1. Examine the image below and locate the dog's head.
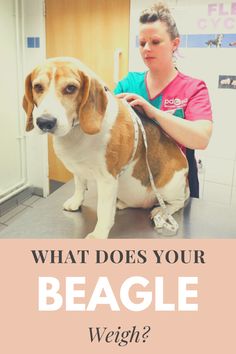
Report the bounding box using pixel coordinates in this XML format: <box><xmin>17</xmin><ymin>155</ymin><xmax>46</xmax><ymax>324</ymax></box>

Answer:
<box><xmin>23</xmin><ymin>57</ymin><xmax>108</xmax><ymax>136</ymax></box>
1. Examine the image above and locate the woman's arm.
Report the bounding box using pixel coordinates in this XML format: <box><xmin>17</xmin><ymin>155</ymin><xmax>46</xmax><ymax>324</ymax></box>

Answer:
<box><xmin>116</xmin><ymin>93</ymin><xmax>213</xmax><ymax>150</ymax></box>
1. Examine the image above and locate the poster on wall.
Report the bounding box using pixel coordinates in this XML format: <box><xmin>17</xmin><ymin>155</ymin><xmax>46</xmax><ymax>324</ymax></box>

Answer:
<box><xmin>174</xmin><ymin>1</ymin><xmax>236</xmax><ymax>35</ymax></box>
<box><xmin>218</xmin><ymin>74</ymin><xmax>236</xmax><ymax>88</ymax></box>
<box><xmin>0</xmin><ymin>1</ymin><xmax>236</xmax><ymax>353</ymax></box>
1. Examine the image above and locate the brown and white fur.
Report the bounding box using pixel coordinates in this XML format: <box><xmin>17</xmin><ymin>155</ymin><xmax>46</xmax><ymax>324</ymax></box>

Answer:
<box><xmin>23</xmin><ymin>57</ymin><xmax>189</xmax><ymax>239</ymax></box>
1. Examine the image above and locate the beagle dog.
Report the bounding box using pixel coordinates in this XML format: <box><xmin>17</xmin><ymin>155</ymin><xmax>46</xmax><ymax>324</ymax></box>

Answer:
<box><xmin>23</xmin><ymin>57</ymin><xmax>189</xmax><ymax>239</ymax></box>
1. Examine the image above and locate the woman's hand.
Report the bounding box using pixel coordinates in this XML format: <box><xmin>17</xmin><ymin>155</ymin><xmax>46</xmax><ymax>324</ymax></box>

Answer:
<box><xmin>116</xmin><ymin>93</ymin><xmax>156</xmax><ymax>118</ymax></box>
<box><xmin>116</xmin><ymin>93</ymin><xmax>213</xmax><ymax>150</ymax></box>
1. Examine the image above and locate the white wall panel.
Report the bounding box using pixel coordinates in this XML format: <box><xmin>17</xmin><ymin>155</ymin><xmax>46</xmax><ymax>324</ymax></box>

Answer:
<box><xmin>22</xmin><ymin>0</ymin><xmax>48</xmax><ymax>196</ymax></box>
<box><xmin>0</xmin><ymin>0</ymin><xmax>27</xmax><ymax>201</ymax></box>
<box><xmin>203</xmin><ymin>181</ymin><xmax>232</xmax><ymax>204</ymax></box>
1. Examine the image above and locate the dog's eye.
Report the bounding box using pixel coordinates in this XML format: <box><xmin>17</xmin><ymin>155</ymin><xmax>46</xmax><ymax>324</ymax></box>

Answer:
<box><xmin>64</xmin><ymin>85</ymin><xmax>77</xmax><ymax>95</ymax></box>
<box><xmin>33</xmin><ymin>84</ymin><xmax>44</xmax><ymax>93</ymax></box>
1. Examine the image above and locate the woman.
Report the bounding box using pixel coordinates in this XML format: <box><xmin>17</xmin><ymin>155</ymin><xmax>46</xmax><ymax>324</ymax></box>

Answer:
<box><xmin>114</xmin><ymin>3</ymin><xmax>213</xmax><ymax>198</ymax></box>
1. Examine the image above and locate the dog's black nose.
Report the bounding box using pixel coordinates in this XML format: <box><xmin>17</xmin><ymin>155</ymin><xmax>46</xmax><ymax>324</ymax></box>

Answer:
<box><xmin>36</xmin><ymin>115</ymin><xmax>57</xmax><ymax>132</ymax></box>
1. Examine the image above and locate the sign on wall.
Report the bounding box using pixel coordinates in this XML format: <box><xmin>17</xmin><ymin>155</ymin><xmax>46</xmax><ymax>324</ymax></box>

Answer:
<box><xmin>174</xmin><ymin>2</ymin><xmax>236</xmax><ymax>35</ymax></box>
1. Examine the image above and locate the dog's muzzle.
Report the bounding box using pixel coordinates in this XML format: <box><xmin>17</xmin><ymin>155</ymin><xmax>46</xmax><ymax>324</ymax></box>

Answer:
<box><xmin>36</xmin><ymin>114</ymin><xmax>57</xmax><ymax>132</ymax></box>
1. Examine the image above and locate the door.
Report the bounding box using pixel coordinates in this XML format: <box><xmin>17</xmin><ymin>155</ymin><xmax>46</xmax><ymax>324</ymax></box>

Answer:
<box><xmin>45</xmin><ymin>0</ymin><xmax>130</xmax><ymax>182</ymax></box>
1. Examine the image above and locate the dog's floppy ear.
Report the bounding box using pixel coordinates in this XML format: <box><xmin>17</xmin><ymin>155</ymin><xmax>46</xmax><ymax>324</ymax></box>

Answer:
<box><xmin>22</xmin><ymin>73</ymin><xmax>34</xmax><ymax>132</ymax></box>
<box><xmin>78</xmin><ymin>72</ymin><xmax>108</xmax><ymax>134</ymax></box>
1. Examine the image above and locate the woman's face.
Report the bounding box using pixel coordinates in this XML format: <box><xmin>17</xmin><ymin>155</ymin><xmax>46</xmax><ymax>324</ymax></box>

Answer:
<box><xmin>139</xmin><ymin>21</ymin><xmax>179</xmax><ymax>71</ymax></box>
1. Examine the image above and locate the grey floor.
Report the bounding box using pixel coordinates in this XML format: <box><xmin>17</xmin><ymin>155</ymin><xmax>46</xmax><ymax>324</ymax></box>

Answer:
<box><xmin>0</xmin><ymin>180</ymin><xmax>62</xmax><ymax>233</ymax></box>
<box><xmin>0</xmin><ymin>180</ymin><xmax>236</xmax><ymax>239</ymax></box>
<box><xmin>0</xmin><ymin>195</ymin><xmax>42</xmax><ymax>232</ymax></box>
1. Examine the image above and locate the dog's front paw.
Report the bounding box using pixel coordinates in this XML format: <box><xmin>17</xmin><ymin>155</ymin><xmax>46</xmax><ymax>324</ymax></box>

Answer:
<box><xmin>85</xmin><ymin>231</ymin><xmax>109</xmax><ymax>239</ymax></box>
<box><xmin>116</xmin><ymin>199</ymin><xmax>128</xmax><ymax>210</ymax></box>
<box><xmin>63</xmin><ymin>196</ymin><xmax>83</xmax><ymax>211</ymax></box>
<box><xmin>85</xmin><ymin>233</ymin><xmax>97</xmax><ymax>239</ymax></box>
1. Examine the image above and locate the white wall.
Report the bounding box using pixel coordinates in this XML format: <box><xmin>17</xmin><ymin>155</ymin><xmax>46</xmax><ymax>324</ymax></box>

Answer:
<box><xmin>22</xmin><ymin>0</ymin><xmax>48</xmax><ymax>196</ymax></box>
<box><xmin>129</xmin><ymin>0</ymin><xmax>236</xmax><ymax>206</ymax></box>
<box><xmin>0</xmin><ymin>0</ymin><xmax>27</xmax><ymax>202</ymax></box>
<box><xmin>0</xmin><ymin>0</ymin><xmax>48</xmax><ymax>202</ymax></box>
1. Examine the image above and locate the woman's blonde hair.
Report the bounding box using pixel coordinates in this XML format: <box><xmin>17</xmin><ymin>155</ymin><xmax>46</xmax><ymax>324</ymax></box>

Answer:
<box><xmin>139</xmin><ymin>2</ymin><xmax>179</xmax><ymax>40</ymax></box>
